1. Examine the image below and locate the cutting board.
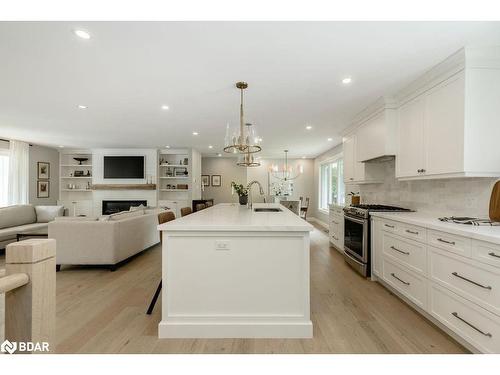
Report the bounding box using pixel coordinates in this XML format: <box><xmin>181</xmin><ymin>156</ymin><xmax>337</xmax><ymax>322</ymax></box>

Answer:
<box><xmin>489</xmin><ymin>181</ymin><xmax>500</xmax><ymax>222</ymax></box>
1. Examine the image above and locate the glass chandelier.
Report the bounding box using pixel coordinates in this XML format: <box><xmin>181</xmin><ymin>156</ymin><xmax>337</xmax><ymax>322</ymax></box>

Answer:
<box><xmin>224</xmin><ymin>82</ymin><xmax>262</xmax><ymax>161</ymax></box>
<box><xmin>270</xmin><ymin>150</ymin><xmax>303</xmax><ymax>181</ymax></box>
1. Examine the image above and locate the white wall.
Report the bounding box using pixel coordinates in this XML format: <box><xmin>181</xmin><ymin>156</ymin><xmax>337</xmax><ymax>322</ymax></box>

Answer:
<box><xmin>312</xmin><ymin>143</ymin><xmax>343</xmax><ymax>224</ymax></box>
<box><xmin>29</xmin><ymin>144</ymin><xmax>60</xmax><ymax>205</ymax></box>
<box><xmin>201</xmin><ymin>157</ymin><xmax>314</xmax><ymax>206</ymax></box>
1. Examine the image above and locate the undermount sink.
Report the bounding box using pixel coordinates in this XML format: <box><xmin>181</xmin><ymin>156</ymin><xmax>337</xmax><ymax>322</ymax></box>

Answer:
<box><xmin>253</xmin><ymin>208</ymin><xmax>282</xmax><ymax>213</ymax></box>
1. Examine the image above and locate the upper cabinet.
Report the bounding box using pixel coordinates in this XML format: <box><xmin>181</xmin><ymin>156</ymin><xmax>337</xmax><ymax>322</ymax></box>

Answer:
<box><xmin>356</xmin><ymin>107</ymin><xmax>397</xmax><ymax>162</ymax></box>
<box><xmin>343</xmin><ymin>133</ymin><xmax>384</xmax><ymax>184</ymax></box>
<box><xmin>395</xmin><ymin>47</ymin><xmax>500</xmax><ymax>180</ymax></box>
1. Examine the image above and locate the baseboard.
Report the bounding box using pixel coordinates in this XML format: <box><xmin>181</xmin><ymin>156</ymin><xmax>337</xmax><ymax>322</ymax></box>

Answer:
<box><xmin>307</xmin><ymin>216</ymin><xmax>329</xmax><ymax>230</ymax></box>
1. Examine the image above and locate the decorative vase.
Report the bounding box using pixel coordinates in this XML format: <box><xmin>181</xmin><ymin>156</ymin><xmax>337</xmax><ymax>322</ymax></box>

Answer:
<box><xmin>239</xmin><ymin>195</ymin><xmax>248</xmax><ymax>205</ymax></box>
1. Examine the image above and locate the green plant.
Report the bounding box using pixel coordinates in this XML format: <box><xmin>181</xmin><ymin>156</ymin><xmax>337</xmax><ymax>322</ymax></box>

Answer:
<box><xmin>231</xmin><ymin>181</ymin><xmax>248</xmax><ymax>197</ymax></box>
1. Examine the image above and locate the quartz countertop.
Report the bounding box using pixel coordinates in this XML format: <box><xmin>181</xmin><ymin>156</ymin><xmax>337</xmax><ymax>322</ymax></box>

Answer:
<box><xmin>158</xmin><ymin>203</ymin><xmax>314</xmax><ymax>232</ymax></box>
<box><xmin>370</xmin><ymin>211</ymin><xmax>500</xmax><ymax>244</ymax></box>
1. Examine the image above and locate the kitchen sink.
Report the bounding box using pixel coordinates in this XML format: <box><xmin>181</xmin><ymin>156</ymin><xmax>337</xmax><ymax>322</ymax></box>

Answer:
<box><xmin>253</xmin><ymin>208</ymin><xmax>282</xmax><ymax>212</ymax></box>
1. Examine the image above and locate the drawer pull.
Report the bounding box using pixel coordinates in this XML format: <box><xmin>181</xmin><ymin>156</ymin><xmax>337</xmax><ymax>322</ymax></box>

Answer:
<box><xmin>332</xmin><ymin>220</ymin><xmax>339</xmax><ymax>225</ymax></box>
<box><xmin>384</xmin><ymin>224</ymin><xmax>395</xmax><ymax>229</ymax></box>
<box><xmin>391</xmin><ymin>272</ymin><xmax>410</xmax><ymax>285</ymax></box>
<box><xmin>451</xmin><ymin>272</ymin><xmax>492</xmax><ymax>290</ymax></box>
<box><xmin>437</xmin><ymin>238</ymin><xmax>456</xmax><ymax>245</ymax></box>
<box><xmin>406</xmin><ymin>229</ymin><xmax>419</xmax><ymax>235</ymax></box>
<box><xmin>488</xmin><ymin>252</ymin><xmax>500</xmax><ymax>259</ymax></box>
<box><xmin>332</xmin><ymin>235</ymin><xmax>339</xmax><ymax>241</ymax></box>
<box><xmin>451</xmin><ymin>312</ymin><xmax>492</xmax><ymax>338</ymax></box>
<box><xmin>390</xmin><ymin>246</ymin><xmax>410</xmax><ymax>255</ymax></box>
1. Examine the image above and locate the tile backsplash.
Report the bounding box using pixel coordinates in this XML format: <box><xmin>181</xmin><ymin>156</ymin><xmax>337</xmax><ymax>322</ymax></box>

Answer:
<box><xmin>349</xmin><ymin>159</ymin><xmax>498</xmax><ymax>218</ymax></box>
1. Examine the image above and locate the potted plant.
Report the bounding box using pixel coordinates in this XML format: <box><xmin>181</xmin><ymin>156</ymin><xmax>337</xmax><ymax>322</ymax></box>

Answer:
<box><xmin>231</xmin><ymin>182</ymin><xmax>249</xmax><ymax>205</ymax></box>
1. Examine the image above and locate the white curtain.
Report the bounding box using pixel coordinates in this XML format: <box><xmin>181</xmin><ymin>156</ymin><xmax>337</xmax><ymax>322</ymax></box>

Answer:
<box><xmin>7</xmin><ymin>140</ymin><xmax>30</xmax><ymax>205</ymax></box>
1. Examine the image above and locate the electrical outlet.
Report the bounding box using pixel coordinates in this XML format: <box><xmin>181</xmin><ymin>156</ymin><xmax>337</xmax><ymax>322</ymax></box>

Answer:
<box><xmin>215</xmin><ymin>240</ymin><xmax>230</xmax><ymax>251</ymax></box>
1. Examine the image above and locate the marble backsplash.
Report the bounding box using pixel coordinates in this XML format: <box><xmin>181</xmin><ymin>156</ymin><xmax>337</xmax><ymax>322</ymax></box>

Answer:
<box><xmin>350</xmin><ymin>159</ymin><xmax>498</xmax><ymax>218</ymax></box>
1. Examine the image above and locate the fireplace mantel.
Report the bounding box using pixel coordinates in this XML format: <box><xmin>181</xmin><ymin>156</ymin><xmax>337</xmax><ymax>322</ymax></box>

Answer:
<box><xmin>91</xmin><ymin>184</ymin><xmax>157</xmax><ymax>190</ymax></box>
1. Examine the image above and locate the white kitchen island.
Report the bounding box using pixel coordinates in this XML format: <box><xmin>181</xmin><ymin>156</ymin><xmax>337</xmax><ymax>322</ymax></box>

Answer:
<box><xmin>157</xmin><ymin>203</ymin><xmax>313</xmax><ymax>338</ymax></box>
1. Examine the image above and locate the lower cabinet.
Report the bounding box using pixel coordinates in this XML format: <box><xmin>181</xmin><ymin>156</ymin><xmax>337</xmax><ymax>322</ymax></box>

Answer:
<box><xmin>372</xmin><ymin>216</ymin><xmax>500</xmax><ymax>353</ymax></box>
<box><xmin>329</xmin><ymin>206</ymin><xmax>344</xmax><ymax>252</ymax></box>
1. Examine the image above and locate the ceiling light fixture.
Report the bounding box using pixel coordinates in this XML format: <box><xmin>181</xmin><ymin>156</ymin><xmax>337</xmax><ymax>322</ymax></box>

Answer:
<box><xmin>269</xmin><ymin>150</ymin><xmax>303</xmax><ymax>181</ymax></box>
<box><xmin>306</xmin><ymin>125</ymin><xmax>312</xmax><ymax>130</ymax></box>
<box><xmin>208</xmin><ymin>145</ymin><xmax>213</xmax><ymax>149</ymax></box>
<box><xmin>342</xmin><ymin>77</ymin><xmax>352</xmax><ymax>84</ymax></box>
<box><xmin>165</xmin><ymin>145</ymin><xmax>170</xmax><ymax>149</ymax></box>
<box><xmin>77</xmin><ymin>105</ymin><xmax>88</xmax><ymax>109</ymax></box>
<box><xmin>217</xmin><ymin>153</ymin><xmax>222</xmax><ymax>157</ymax></box>
<box><xmin>224</xmin><ymin>82</ymin><xmax>262</xmax><ymax>165</ymax></box>
<box><xmin>74</xmin><ymin>29</ymin><xmax>91</xmax><ymax>40</ymax></box>
<box><xmin>161</xmin><ymin>105</ymin><xmax>169</xmax><ymax>110</ymax></box>
<box><xmin>59</xmin><ymin>145</ymin><xmax>65</xmax><ymax>148</ymax></box>
<box><xmin>327</xmin><ymin>138</ymin><xmax>333</xmax><ymax>142</ymax></box>
<box><xmin>192</xmin><ymin>132</ymin><xmax>199</xmax><ymax>136</ymax></box>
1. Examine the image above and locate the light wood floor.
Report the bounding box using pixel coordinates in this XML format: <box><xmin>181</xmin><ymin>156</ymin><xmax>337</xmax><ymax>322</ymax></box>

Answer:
<box><xmin>0</xmin><ymin>225</ymin><xmax>468</xmax><ymax>354</ymax></box>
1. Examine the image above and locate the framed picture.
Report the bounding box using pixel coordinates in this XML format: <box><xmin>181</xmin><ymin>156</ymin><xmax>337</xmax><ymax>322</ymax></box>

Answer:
<box><xmin>37</xmin><ymin>161</ymin><xmax>50</xmax><ymax>179</ymax></box>
<box><xmin>201</xmin><ymin>175</ymin><xmax>210</xmax><ymax>186</ymax></box>
<box><xmin>211</xmin><ymin>175</ymin><xmax>221</xmax><ymax>187</ymax></box>
<box><xmin>37</xmin><ymin>180</ymin><xmax>50</xmax><ymax>198</ymax></box>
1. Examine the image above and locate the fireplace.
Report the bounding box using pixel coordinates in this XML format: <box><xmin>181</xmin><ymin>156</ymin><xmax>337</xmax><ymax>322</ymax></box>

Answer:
<box><xmin>102</xmin><ymin>200</ymin><xmax>147</xmax><ymax>215</ymax></box>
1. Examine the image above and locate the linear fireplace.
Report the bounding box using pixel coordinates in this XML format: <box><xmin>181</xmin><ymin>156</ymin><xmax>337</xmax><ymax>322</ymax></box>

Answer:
<box><xmin>102</xmin><ymin>200</ymin><xmax>147</xmax><ymax>215</ymax></box>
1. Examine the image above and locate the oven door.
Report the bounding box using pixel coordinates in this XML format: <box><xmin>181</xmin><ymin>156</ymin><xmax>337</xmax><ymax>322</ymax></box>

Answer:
<box><xmin>344</xmin><ymin>214</ymin><xmax>368</xmax><ymax>263</ymax></box>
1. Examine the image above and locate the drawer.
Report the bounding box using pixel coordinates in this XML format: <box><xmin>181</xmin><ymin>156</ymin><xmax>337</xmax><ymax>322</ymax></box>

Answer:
<box><xmin>472</xmin><ymin>240</ymin><xmax>500</xmax><ymax>269</ymax></box>
<box><xmin>382</xmin><ymin>233</ymin><xmax>427</xmax><ymax>275</ymax></box>
<box><xmin>429</xmin><ymin>282</ymin><xmax>500</xmax><ymax>353</ymax></box>
<box><xmin>380</xmin><ymin>219</ymin><xmax>426</xmax><ymax>243</ymax></box>
<box><xmin>428</xmin><ymin>229</ymin><xmax>471</xmax><ymax>257</ymax></box>
<box><xmin>428</xmin><ymin>247</ymin><xmax>500</xmax><ymax>316</ymax></box>
<box><xmin>382</xmin><ymin>258</ymin><xmax>427</xmax><ymax>309</ymax></box>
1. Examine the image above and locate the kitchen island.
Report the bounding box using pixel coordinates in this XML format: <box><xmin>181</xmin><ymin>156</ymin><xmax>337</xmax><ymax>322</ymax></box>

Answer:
<box><xmin>157</xmin><ymin>203</ymin><xmax>313</xmax><ymax>338</ymax></box>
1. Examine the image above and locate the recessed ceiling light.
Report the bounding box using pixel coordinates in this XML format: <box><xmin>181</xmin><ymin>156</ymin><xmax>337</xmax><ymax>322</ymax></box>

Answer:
<box><xmin>161</xmin><ymin>105</ymin><xmax>169</xmax><ymax>110</ymax></box>
<box><xmin>208</xmin><ymin>145</ymin><xmax>213</xmax><ymax>149</ymax></box>
<box><xmin>192</xmin><ymin>132</ymin><xmax>199</xmax><ymax>136</ymax></box>
<box><xmin>342</xmin><ymin>77</ymin><xmax>352</xmax><ymax>84</ymax></box>
<box><xmin>217</xmin><ymin>153</ymin><xmax>222</xmax><ymax>157</ymax></box>
<box><xmin>302</xmin><ymin>156</ymin><xmax>306</xmax><ymax>159</ymax></box>
<box><xmin>306</xmin><ymin>125</ymin><xmax>312</xmax><ymax>130</ymax></box>
<box><xmin>59</xmin><ymin>145</ymin><xmax>64</xmax><ymax>148</ymax></box>
<box><xmin>77</xmin><ymin>105</ymin><xmax>87</xmax><ymax>109</ymax></box>
<box><xmin>327</xmin><ymin>138</ymin><xmax>333</xmax><ymax>142</ymax></box>
<box><xmin>74</xmin><ymin>29</ymin><xmax>91</xmax><ymax>40</ymax></box>
<box><xmin>165</xmin><ymin>145</ymin><xmax>170</xmax><ymax>149</ymax></box>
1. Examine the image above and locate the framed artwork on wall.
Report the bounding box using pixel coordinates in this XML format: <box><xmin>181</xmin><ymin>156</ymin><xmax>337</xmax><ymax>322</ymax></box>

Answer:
<box><xmin>37</xmin><ymin>180</ymin><xmax>50</xmax><ymax>198</ymax></box>
<box><xmin>37</xmin><ymin>161</ymin><xmax>50</xmax><ymax>179</ymax></box>
<box><xmin>201</xmin><ymin>175</ymin><xmax>210</xmax><ymax>186</ymax></box>
<box><xmin>211</xmin><ymin>175</ymin><xmax>221</xmax><ymax>187</ymax></box>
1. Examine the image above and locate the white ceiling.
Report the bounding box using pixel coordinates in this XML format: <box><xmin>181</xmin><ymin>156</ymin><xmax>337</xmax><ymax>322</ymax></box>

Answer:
<box><xmin>1</xmin><ymin>22</ymin><xmax>500</xmax><ymax>158</ymax></box>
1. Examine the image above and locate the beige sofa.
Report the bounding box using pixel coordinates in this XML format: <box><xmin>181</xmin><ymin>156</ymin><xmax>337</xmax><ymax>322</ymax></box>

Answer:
<box><xmin>0</xmin><ymin>204</ymin><xmax>64</xmax><ymax>249</ymax></box>
<box><xmin>48</xmin><ymin>209</ymin><xmax>161</xmax><ymax>271</ymax></box>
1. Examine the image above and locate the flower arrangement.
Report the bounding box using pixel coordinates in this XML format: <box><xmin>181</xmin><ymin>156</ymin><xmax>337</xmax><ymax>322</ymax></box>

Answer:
<box><xmin>231</xmin><ymin>182</ymin><xmax>248</xmax><ymax>197</ymax></box>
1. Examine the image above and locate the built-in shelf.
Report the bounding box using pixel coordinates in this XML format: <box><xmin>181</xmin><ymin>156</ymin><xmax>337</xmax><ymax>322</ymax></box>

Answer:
<box><xmin>159</xmin><ymin>164</ymin><xmax>188</xmax><ymax>168</ymax></box>
<box><xmin>61</xmin><ymin>177</ymin><xmax>92</xmax><ymax>179</ymax></box>
<box><xmin>61</xmin><ymin>189</ymin><xmax>92</xmax><ymax>192</ymax></box>
<box><xmin>159</xmin><ymin>176</ymin><xmax>189</xmax><ymax>179</ymax></box>
<box><xmin>61</xmin><ymin>164</ymin><xmax>93</xmax><ymax>167</ymax></box>
<box><xmin>91</xmin><ymin>184</ymin><xmax>157</xmax><ymax>190</ymax></box>
<box><xmin>160</xmin><ymin>189</ymin><xmax>189</xmax><ymax>192</ymax></box>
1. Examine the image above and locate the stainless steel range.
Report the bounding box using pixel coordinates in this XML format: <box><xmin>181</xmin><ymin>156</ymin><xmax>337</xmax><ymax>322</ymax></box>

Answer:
<box><xmin>343</xmin><ymin>204</ymin><xmax>412</xmax><ymax>277</ymax></box>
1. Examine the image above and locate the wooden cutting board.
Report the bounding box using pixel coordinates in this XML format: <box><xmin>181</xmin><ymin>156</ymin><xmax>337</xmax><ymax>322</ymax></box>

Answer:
<box><xmin>489</xmin><ymin>180</ymin><xmax>500</xmax><ymax>222</ymax></box>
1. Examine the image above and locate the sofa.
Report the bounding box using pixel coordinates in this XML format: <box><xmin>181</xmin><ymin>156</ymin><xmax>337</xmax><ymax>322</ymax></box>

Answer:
<box><xmin>0</xmin><ymin>204</ymin><xmax>64</xmax><ymax>249</ymax></box>
<box><xmin>48</xmin><ymin>209</ymin><xmax>162</xmax><ymax>271</ymax></box>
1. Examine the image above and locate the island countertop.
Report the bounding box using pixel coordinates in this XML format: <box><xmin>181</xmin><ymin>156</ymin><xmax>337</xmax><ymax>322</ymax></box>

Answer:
<box><xmin>158</xmin><ymin>203</ymin><xmax>314</xmax><ymax>232</ymax></box>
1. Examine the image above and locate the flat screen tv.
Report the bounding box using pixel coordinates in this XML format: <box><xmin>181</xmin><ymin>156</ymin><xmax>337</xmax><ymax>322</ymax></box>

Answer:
<box><xmin>103</xmin><ymin>156</ymin><xmax>145</xmax><ymax>179</ymax></box>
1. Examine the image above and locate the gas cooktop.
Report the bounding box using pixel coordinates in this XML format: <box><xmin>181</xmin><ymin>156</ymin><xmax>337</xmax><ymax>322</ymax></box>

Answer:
<box><xmin>344</xmin><ymin>204</ymin><xmax>412</xmax><ymax>219</ymax></box>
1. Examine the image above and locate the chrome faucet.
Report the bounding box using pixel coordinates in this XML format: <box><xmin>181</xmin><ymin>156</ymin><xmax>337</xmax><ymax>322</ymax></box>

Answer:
<box><xmin>246</xmin><ymin>180</ymin><xmax>265</xmax><ymax>209</ymax></box>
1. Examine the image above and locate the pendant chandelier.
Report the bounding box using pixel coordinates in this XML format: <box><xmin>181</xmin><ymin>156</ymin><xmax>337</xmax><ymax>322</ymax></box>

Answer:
<box><xmin>236</xmin><ymin>144</ymin><xmax>261</xmax><ymax>167</ymax></box>
<box><xmin>224</xmin><ymin>82</ymin><xmax>262</xmax><ymax>162</ymax></box>
<box><xmin>270</xmin><ymin>150</ymin><xmax>303</xmax><ymax>181</ymax></box>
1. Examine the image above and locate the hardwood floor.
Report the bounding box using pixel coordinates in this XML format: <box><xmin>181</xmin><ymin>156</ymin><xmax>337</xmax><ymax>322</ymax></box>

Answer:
<box><xmin>0</xmin><ymin>224</ymin><xmax>468</xmax><ymax>354</ymax></box>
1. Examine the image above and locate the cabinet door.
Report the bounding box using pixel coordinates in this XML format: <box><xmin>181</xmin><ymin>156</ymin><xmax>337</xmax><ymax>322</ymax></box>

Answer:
<box><xmin>424</xmin><ymin>74</ymin><xmax>465</xmax><ymax>175</ymax></box>
<box><xmin>343</xmin><ymin>135</ymin><xmax>356</xmax><ymax>183</ymax></box>
<box><xmin>397</xmin><ymin>96</ymin><xmax>425</xmax><ymax>178</ymax></box>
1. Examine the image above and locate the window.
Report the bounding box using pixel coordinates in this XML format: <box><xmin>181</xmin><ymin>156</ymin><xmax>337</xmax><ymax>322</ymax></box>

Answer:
<box><xmin>319</xmin><ymin>156</ymin><xmax>345</xmax><ymax>211</ymax></box>
<box><xmin>0</xmin><ymin>148</ymin><xmax>9</xmax><ymax>207</ymax></box>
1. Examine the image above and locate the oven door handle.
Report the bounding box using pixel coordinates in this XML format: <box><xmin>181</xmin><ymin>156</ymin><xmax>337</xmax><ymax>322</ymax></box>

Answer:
<box><xmin>344</xmin><ymin>215</ymin><xmax>367</xmax><ymax>225</ymax></box>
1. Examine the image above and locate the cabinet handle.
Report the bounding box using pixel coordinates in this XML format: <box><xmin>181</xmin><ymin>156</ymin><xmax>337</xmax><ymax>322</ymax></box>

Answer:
<box><xmin>390</xmin><ymin>246</ymin><xmax>410</xmax><ymax>255</ymax></box>
<box><xmin>350</xmin><ymin>178</ymin><xmax>354</xmax><ymax>180</ymax></box>
<box><xmin>451</xmin><ymin>312</ymin><xmax>492</xmax><ymax>338</ymax></box>
<box><xmin>488</xmin><ymin>252</ymin><xmax>500</xmax><ymax>259</ymax></box>
<box><xmin>390</xmin><ymin>272</ymin><xmax>410</xmax><ymax>285</ymax></box>
<box><xmin>332</xmin><ymin>235</ymin><xmax>339</xmax><ymax>241</ymax></box>
<box><xmin>421</xmin><ymin>169</ymin><xmax>426</xmax><ymax>173</ymax></box>
<box><xmin>451</xmin><ymin>272</ymin><xmax>492</xmax><ymax>290</ymax></box>
<box><xmin>417</xmin><ymin>169</ymin><xmax>422</xmax><ymax>173</ymax></box>
<box><xmin>332</xmin><ymin>220</ymin><xmax>339</xmax><ymax>225</ymax></box>
<box><xmin>437</xmin><ymin>238</ymin><xmax>455</xmax><ymax>245</ymax></box>
<box><xmin>406</xmin><ymin>229</ymin><xmax>419</xmax><ymax>235</ymax></box>
<box><xmin>384</xmin><ymin>224</ymin><xmax>395</xmax><ymax>229</ymax></box>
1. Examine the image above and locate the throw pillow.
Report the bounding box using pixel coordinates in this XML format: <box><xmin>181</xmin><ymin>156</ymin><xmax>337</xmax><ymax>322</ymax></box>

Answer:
<box><xmin>35</xmin><ymin>205</ymin><xmax>65</xmax><ymax>223</ymax></box>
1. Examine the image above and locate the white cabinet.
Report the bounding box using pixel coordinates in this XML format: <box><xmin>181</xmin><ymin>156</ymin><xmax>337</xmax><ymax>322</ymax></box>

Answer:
<box><xmin>329</xmin><ymin>205</ymin><xmax>344</xmax><ymax>252</ymax></box>
<box><xmin>343</xmin><ymin>133</ymin><xmax>384</xmax><ymax>184</ymax></box>
<box><xmin>396</xmin><ymin>47</ymin><xmax>500</xmax><ymax>180</ymax></box>
<box><xmin>356</xmin><ymin>108</ymin><xmax>397</xmax><ymax>162</ymax></box>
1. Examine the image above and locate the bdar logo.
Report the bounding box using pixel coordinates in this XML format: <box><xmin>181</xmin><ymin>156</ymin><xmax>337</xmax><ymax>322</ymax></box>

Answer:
<box><xmin>1</xmin><ymin>340</ymin><xmax>17</xmax><ymax>354</ymax></box>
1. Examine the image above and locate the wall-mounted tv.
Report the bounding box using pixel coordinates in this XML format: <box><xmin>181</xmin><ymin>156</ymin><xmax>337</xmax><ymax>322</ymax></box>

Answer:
<box><xmin>103</xmin><ymin>156</ymin><xmax>145</xmax><ymax>179</ymax></box>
